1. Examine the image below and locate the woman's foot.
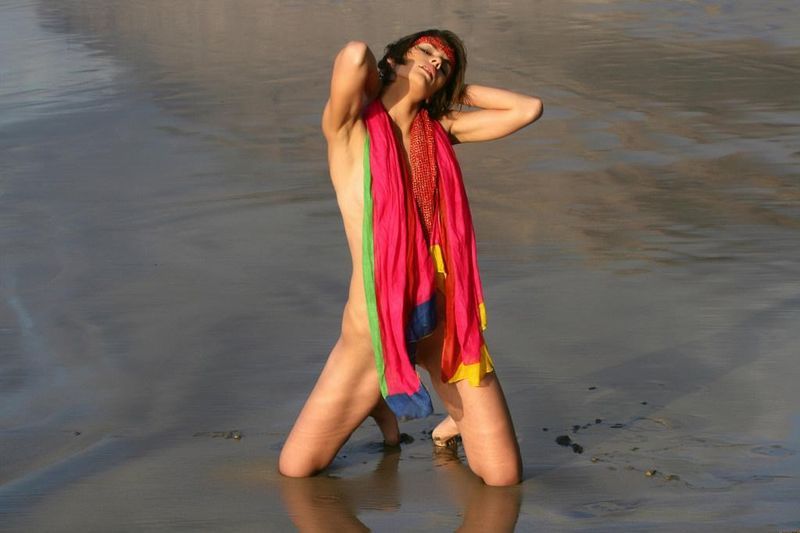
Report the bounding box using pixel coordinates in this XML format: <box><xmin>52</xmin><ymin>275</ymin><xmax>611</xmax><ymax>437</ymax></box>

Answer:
<box><xmin>432</xmin><ymin>415</ymin><xmax>460</xmax><ymax>448</ymax></box>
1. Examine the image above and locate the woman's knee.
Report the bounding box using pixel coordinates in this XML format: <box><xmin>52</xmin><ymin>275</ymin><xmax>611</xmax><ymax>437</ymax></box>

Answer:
<box><xmin>278</xmin><ymin>458</ymin><xmax>313</xmax><ymax>479</ymax></box>
<box><xmin>278</xmin><ymin>445</ymin><xmax>327</xmax><ymax>478</ymax></box>
<box><xmin>477</xmin><ymin>462</ymin><xmax>522</xmax><ymax>487</ymax></box>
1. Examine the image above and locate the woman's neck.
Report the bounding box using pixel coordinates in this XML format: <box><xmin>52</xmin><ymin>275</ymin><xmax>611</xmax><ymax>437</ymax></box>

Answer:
<box><xmin>380</xmin><ymin>80</ymin><xmax>423</xmax><ymax>134</ymax></box>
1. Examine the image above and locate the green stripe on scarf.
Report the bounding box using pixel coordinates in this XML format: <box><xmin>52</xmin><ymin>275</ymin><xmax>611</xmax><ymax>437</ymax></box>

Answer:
<box><xmin>361</xmin><ymin>134</ymin><xmax>389</xmax><ymax>397</ymax></box>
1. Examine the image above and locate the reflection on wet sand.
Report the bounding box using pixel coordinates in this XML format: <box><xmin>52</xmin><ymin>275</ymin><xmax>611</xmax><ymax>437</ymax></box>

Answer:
<box><xmin>278</xmin><ymin>447</ymin><xmax>521</xmax><ymax>532</ymax></box>
<box><xmin>2</xmin><ymin>0</ymin><xmax>800</xmax><ymax>530</ymax></box>
<box><xmin>279</xmin><ymin>451</ymin><xmax>401</xmax><ymax>533</ymax></box>
<box><xmin>432</xmin><ymin>447</ymin><xmax>522</xmax><ymax>533</ymax></box>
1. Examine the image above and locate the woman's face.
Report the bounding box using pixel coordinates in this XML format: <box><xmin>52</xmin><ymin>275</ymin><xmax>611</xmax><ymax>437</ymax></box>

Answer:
<box><xmin>393</xmin><ymin>42</ymin><xmax>452</xmax><ymax>99</ymax></box>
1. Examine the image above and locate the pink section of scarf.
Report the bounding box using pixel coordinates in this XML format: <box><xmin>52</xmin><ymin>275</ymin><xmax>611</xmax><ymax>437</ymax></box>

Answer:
<box><xmin>364</xmin><ymin>99</ymin><xmax>487</xmax><ymax>393</ymax></box>
<box><xmin>365</xmin><ymin>101</ymin><xmax>435</xmax><ymax>397</ymax></box>
<box><xmin>428</xmin><ymin>118</ymin><xmax>487</xmax><ymax>378</ymax></box>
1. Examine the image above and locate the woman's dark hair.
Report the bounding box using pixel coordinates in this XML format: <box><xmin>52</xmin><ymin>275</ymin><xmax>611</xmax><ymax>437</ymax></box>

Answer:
<box><xmin>377</xmin><ymin>29</ymin><xmax>467</xmax><ymax>120</ymax></box>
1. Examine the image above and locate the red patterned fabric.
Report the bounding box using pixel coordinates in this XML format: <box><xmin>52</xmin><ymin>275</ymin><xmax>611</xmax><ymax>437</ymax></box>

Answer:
<box><xmin>413</xmin><ymin>36</ymin><xmax>456</xmax><ymax>66</ymax></box>
<box><xmin>409</xmin><ymin>109</ymin><xmax>438</xmax><ymax>238</ymax></box>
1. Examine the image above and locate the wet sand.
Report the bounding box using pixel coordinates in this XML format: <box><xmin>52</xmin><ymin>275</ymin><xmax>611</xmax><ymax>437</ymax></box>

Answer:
<box><xmin>1</xmin><ymin>1</ymin><xmax>799</xmax><ymax>531</ymax></box>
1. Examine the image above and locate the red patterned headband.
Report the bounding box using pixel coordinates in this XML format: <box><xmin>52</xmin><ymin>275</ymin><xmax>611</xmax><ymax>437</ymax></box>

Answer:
<box><xmin>413</xmin><ymin>36</ymin><xmax>456</xmax><ymax>66</ymax></box>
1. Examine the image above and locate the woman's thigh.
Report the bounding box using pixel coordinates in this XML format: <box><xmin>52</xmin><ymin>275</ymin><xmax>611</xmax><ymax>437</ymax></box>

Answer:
<box><xmin>279</xmin><ymin>335</ymin><xmax>380</xmax><ymax>477</ymax></box>
<box><xmin>453</xmin><ymin>373</ymin><xmax>521</xmax><ymax>485</ymax></box>
<box><xmin>415</xmin><ymin>296</ymin><xmax>521</xmax><ymax>485</ymax></box>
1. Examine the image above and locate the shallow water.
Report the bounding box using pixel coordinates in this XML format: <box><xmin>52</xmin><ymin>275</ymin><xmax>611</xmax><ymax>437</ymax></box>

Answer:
<box><xmin>1</xmin><ymin>1</ymin><xmax>799</xmax><ymax>531</ymax></box>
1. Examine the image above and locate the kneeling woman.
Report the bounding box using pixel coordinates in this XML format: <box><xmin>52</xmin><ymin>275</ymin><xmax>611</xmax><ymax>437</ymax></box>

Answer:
<box><xmin>279</xmin><ymin>29</ymin><xmax>543</xmax><ymax>486</ymax></box>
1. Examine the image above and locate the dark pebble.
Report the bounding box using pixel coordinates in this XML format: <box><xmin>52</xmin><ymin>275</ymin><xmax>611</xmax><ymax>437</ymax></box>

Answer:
<box><xmin>555</xmin><ymin>435</ymin><xmax>572</xmax><ymax>446</ymax></box>
<box><xmin>610</xmin><ymin>423</ymin><xmax>625</xmax><ymax>429</ymax></box>
<box><xmin>641</xmin><ymin>401</ymin><xmax>648</xmax><ymax>405</ymax></box>
<box><xmin>595</xmin><ymin>418</ymin><xmax>602</xmax><ymax>424</ymax></box>
<box><xmin>582</xmin><ymin>424</ymin><xmax>590</xmax><ymax>429</ymax></box>
<box><xmin>588</xmin><ymin>386</ymin><xmax>597</xmax><ymax>390</ymax></box>
<box><xmin>73</xmin><ymin>431</ymin><xmax>81</xmax><ymax>436</ymax></box>
<box><xmin>571</xmin><ymin>443</ymin><xmax>584</xmax><ymax>454</ymax></box>
<box><xmin>572</xmin><ymin>424</ymin><xmax>580</xmax><ymax>432</ymax></box>
<box><xmin>542</xmin><ymin>427</ymin><xmax>549</xmax><ymax>431</ymax></box>
<box><xmin>399</xmin><ymin>433</ymin><xmax>414</xmax><ymax>444</ymax></box>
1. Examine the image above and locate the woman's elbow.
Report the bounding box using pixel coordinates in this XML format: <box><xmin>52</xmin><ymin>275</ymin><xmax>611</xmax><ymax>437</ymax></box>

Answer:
<box><xmin>521</xmin><ymin>97</ymin><xmax>543</xmax><ymax>125</ymax></box>
<box><xmin>339</xmin><ymin>40</ymin><xmax>369</xmax><ymax>67</ymax></box>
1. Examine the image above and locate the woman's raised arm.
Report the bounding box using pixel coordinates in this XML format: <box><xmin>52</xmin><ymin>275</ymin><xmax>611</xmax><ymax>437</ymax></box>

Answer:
<box><xmin>440</xmin><ymin>84</ymin><xmax>543</xmax><ymax>144</ymax></box>
<box><xmin>322</xmin><ymin>41</ymin><xmax>380</xmax><ymax>140</ymax></box>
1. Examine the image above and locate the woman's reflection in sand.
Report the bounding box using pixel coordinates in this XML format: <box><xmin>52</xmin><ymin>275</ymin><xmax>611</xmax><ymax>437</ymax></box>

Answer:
<box><xmin>279</xmin><ymin>447</ymin><xmax>401</xmax><ymax>532</ymax></box>
<box><xmin>278</xmin><ymin>445</ymin><xmax>521</xmax><ymax>532</ymax></box>
<box><xmin>433</xmin><ymin>445</ymin><xmax>522</xmax><ymax>532</ymax></box>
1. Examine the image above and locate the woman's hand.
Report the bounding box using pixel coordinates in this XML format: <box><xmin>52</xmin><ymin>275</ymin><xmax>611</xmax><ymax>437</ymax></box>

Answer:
<box><xmin>440</xmin><ymin>84</ymin><xmax>543</xmax><ymax>144</ymax></box>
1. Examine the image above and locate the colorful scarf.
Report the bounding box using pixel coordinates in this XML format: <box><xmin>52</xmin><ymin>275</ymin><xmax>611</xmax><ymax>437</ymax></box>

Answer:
<box><xmin>362</xmin><ymin>99</ymin><xmax>494</xmax><ymax>420</ymax></box>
